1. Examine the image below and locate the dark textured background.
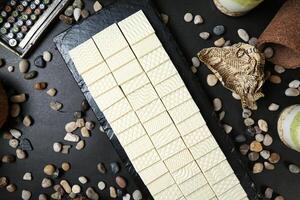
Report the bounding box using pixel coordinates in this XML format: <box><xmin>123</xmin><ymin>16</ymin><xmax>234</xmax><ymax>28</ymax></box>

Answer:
<box><xmin>2</xmin><ymin>0</ymin><xmax>300</xmax><ymax>199</ymax></box>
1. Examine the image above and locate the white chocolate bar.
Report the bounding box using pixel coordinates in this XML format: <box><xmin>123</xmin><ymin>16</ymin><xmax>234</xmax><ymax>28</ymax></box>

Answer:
<box><xmin>69</xmin><ymin>10</ymin><xmax>248</xmax><ymax>200</ymax></box>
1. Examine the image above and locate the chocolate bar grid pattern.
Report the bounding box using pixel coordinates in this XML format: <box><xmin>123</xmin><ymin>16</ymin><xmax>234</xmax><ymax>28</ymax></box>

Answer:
<box><xmin>69</xmin><ymin>11</ymin><xmax>248</xmax><ymax>200</ymax></box>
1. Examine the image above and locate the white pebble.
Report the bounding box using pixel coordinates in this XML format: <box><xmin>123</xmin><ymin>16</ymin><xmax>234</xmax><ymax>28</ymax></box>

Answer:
<box><xmin>64</xmin><ymin>133</ymin><xmax>80</xmax><ymax>142</ymax></box>
<box><xmin>23</xmin><ymin>172</ymin><xmax>32</xmax><ymax>181</ymax></box>
<box><xmin>289</xmin><ymin>80</ymin><xmax>300</xmax><ymax>88</ymax></box>
<box><xmin>268</xmin><ymin>103</ymin><xmax>279</xmax><ymax>111</ymax></box>
<box><xmin>258</xmin><ymin>119</ymin><xmax>268</xmax><ymax>132</ymax></box>
<box><xmin>10</xmin><ymin>129</ymin><xmax>22</xmax><ymax>139</ymax></box>
<box><xmin>285</xmin><ymin>88</ymin><xmax>300</xmax><ymax>97</ymax></box>
<box><xmin>244</xmin><ymin>118</ymin><xmax>255</xmax><ymax>126</ymax></box>
<box><xmin>214</xmin><ymin>37</ymin><xmax>225</xmax><ymax>47</ymax></box>
<box><xmin>199</xmin><ymin>32</ymin><xmax>210</xmax><ymax>40</ymax></box>
<box><xmin>193</xmin><ymin>15</ymin><xmax>203</xmax><ymax>24</ymax></box>
<box><xmin>72</xmin><ymin>185</ymin><xmax>81</xmax><ymax>194</ymax></box>
<box><xmin>274</xmin><ymin>65</ymin><xmax>285</xmax><ymax>74</ymax></box>
<box><xmin>191</xmin><ymin>57</ymin><xmax>200</xmax><ymax>67</ymax></box>
<box><xmin>43</xmin><ymin>51</ymin><xmax>52</xmax><ymax>62</ymax></box>
<box><xmin>73</xmin><ymin>8</ymin><xmax>81</xmax><ymax>21</ymax></box>
<box><xmin>53</xmin><ymin>142</ymin><xmax>62</xmax><ymax>152</ymax></box>
<box><xmin>78</xmin><ymin>176</ymin><xmax>88</xmax><ymax>184</ymax></box>
<box><xmin>98</xmin><ymin>181</ymin><xmax>106</xmax><ymax>190</ymax></box>
<box><xmin>223</xmin><ymin>124</ymin><xmax>232</xmax><ymax>134</ymax></box>
<box><xmin>213</xmin><ymin>98</ymin><xmax>222</xmax><ymax>111</ymax></box>
<box><xmin>7</xmin><ymin>66</ymin><xmax>14</xmax><ymax>72</ymax></box>
<box><xmin>93</xmin><ymin>1</ymin><xmax>102</xmax><ymax>12</ymax></box>
<box><xmin>264</xmin><ymin>47</ymin><xmax>274</xmax><ymax>59</ymax></box>
<box><xmin>207</xmin><ymin>74</ymin><xmax>218</xmax><ymax>86</ymax></box>
<box><xmin>237</xmin><ymin>29</ymin><xmax>249</xmax><ymax>42</ymax></box>
<box><xmin>184</xmin><ymin>13</ymin><xmax>193</xmax><ymax>22</ymax></box>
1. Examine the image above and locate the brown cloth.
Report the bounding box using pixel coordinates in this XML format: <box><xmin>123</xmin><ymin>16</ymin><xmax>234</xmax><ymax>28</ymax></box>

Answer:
<box><xmin>0</xmin><ymin>82</ymin><xmax>8</xmax><ymax>128</ymax></box>
<box><xmin>257</xmin><ymin>0</ymin><xmax>300</xmax><ymax>69</ymax></box>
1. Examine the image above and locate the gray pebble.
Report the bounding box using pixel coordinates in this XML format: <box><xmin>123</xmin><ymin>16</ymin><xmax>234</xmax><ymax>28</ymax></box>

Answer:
<box><xmin>61</xmin><ymin>145</ymin><xmax>71</xmax><ymax>154</ymax></box>
<box><xmin>263</xmin><ymin>134</ymin><xmax>273</xmax><ymax>146</ymax></box>
<box><xmin>42</xmin><ymin>178</ymin><xmax>52</xmax><ymax>188</ymax></box>
<box><xmin>223</xmin><ymin>40</ymin><xmax>231</xmax><ymax>47</ymax></box>
<box><xmin>50</xmin><ymin>101</ymin><xmax>63</xmax><ymax>111</ymax></box>
<box><xmin>285</xmin><ymin>88</ymin><xmax>300</xmax><ymax>97</ymax></box>
<box><xmin>237</xmin><ymin>29</ymin><xmax>249</xmax><ymax>42</ymax></box>
<box><xmin>213</xmin><ymin>98</ymin><xmax>222</xmax><ymax>111</ymax></box>
<box><xmin>260</xmin><ymin>150</ymin><xmax>270</xmax><ymax>160</ymax></box>
<box><xmin>183</xmin><ymin>13</ymin><xmax>193</xmax><ymax>22</ymax></box>
<box><xmin>97</xmin><ymin>181</ymin><xmax>106</xmax><ymax>190</ymax></box>
<box><xmin>132</xmin><ymin>190</ymin><xmax>142</xmax><ymax>200</ymax></box>
<box><xmin>274</xmin><ymin>65</ymin><xmax>285</xmax><ymax>74</ymax></box>
<box><xmin>264</xmin><ymin>47</ymin><xmax>274</xmax><ymax>59</ymax></box>
<box><xmin>22</xmin><ymin>190</ymin><xmax>31</xmax><ymax>200</ymax></box>
<box><xmin>264</xmin><ymin>187</ymin><xmax>273</xmax><ymax>199</ymax></box>
<box><xmin>191</xmin><ymin>57</ymin><xmax>200</xmax><ymax>67</ymax></box>
<box><xmin>24</xmin><ymin>71</ymin><xmax>38</xmax><ymax>80</ymax></box>
<box><xmin>6</xmin><ymin>184</ymin><xmax>16</xmax><ymax>192</ymax></box>
<box><xmin>239</xmin><ymin>144</ymin><xmax>249</xmax><ymax>155</ymax></box>
<box><xmin>85</xmin><ymin>121</ymin><xmax>95</xmax><ymax>131</ymax></box>
<box><xmin>248</xmin><ymin>152</ymin><xmax>259</xmax><ymax>161</ymax></box>
<box><xmin>38</xmin><ymin>194</ymin><xmax>48</xmax><ymax>200</ymax></box>
<box><xmin>242</xmin><ymin>108</ymin><xmax>252</xmax><ymax>118</ymax></box>
<box><xmin>219</xmin><ymin>111</ymin><xmax>225</xmax><ymax>121</ymax></box>
<box><xmin>97</xmin><ymin>163</ymin><xmax>106</xmax><ymax>174</ymax></box>
<box><xmin>86</xmin><ymin>187</ymin><xmax>99</xmax><ymax>200</ymax></box>
<box><xmin>244</xmin><ymin>118</ymin><xmax>255</xmax><ymax>127</ymax></box>
<box><xmin>213</xmin><ymin>25</ymin><xmax>225</xmax><ymax>35</ymax></box>
<box><xmin>193</xmin><ymin>15</ymin><xmax>203</xmax><ymax>24</ymax></box>
<box><xmin>248</xmin><ymin>37</ymin><xmax>258</xmax><ymax>46</ymax></box>
<box><xmin>255</xmin><ymin>133</ymin><xmax>264</xmax><ymax>142</ymax></box>
<box><xmin>264</xmin><ymin>162</ymin><xmax>275</xmax><ymax>170</ymax></box>
<box><xmin>235</xmin><ymin>134</ymin><xmax>246</xmax><ymax>143</ymax></box>
<box><xmin>19</xmin><ymin>59</ymin><xmax>29</xmax><ymax>73</ymax></box>
<box><xmin>110</xmin><ymin>162</ymin><xmax>120</xmax><ymax>174</ymax></box>
<box><xmin>64</xmin><ymin>6</ymin><xmax>73</xmax><ymax>17</ymax></box>
<box><xmin>81</xmin><ymin>9</ymin><xmax>90</xmax><ymax>19</ymax></box>
<box><xmin>288</xmin><ymin>164</ymin><xmax>300</xmax><ymax>174</ymax></box>
<box><xmin>23</xmin><ymin>172</ymin><xmax>32</xmax><ymax>181</ymax></box>
<box><xmin>199</xmin><ymin>32</ymin><xmax>210</xmax><ymax>40</ymax></box>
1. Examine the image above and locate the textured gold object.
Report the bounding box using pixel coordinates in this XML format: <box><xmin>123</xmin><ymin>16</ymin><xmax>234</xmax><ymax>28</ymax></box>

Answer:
<box><xmin>198</xmin><ymin>43</ymin><xmax>265</xmax><ymax>110</ymax></box>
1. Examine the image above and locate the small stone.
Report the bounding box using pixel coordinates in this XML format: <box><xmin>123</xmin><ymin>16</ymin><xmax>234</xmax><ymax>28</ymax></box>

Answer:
<box><xmin>23</xmin><ymin>115</ymin><xmax>32</xmax><ymax>127</ymax></box>
<box><xmin>116</xmin><ymin>176</ymin><xmax>126</xmax><ymax>188</ymax></box>
<box><xmin>263</xmin><ymin>134</ymin><xmax>273</xmax><ymax>146</ymax></box>
<box><xmin>289</xmin><ymin>80</ymin><xmax>300</xmax><ymax>88</ymax></box>
<box><xmin>0</xmin><ymin>177</ymin><xmax>8</xmax><ymax>188</ymax></box>
<box><xmin>61</xmin><ymin>162</ymin><xmax>71</xmax><ymax>172</ymax></box>
<box><xmin>64</xmin><ymin>6</ymin><xmax>73</xmax><ymax>17</ymax></box>
<box><xmin>54</xmin><ymin>184</ymin><xmax>65</xmax><ymax>195</ymax></box>
<box><xmin>42</xmin><ymin>178</ymin><xmax>52</xmax><ymax>188</ymax></box>
<box><xmin>214</xmin><ymin>37</ymin><xmax>225</xmax><ymax>47</ymax></box>
<box><xmin>264</xmin><ymin>162</ymin><xmax>275</xmax><ymax>170</ymax></box>
<box><xmin>253</xmin><ymin>162</ymin><xmax>264</xmax><ymax>174</ymax></box>
<box><xmin>232</xmin><ymin>92</ymin><xmax>241</xmax><ymax>100</ymax></box>
<box><xmin>265</xmin><ymin>187</ymin><xmax>273</xmax><ymax>199</ymax></box>
<box><xmin>73</xmin><ymin>8</ymin><xmax>81</xmax><ymax>22</ymax></box>
<box><xmin>223</xmin><ymin>124</ymin><xmax>232</xmax><ymax>134</ymax></box>
<box><xmin>22</xmin><ymin>190</ymin><xmax>31</xmax><ymax>200</ymax></box>
<box><xmin>132</xmin><ymin>190</ymin><xmax>142</xmax><ymax>200</ymax></box>
<box><xmin>9</xmin><ymin>138</ymin><xmax>19</xmax><ymax>149</ymax></box>
<box><xmin>219</xmin><ymin>111</ymin><xmax>225</xmax><ymax>121</ymax></box>
<box><xmin>23</xmin><ymin>172</ymin><xmax>32</xmax><ymax>181</ymax></box>
<box><xmin>60</xmin><ymin>180</ymin><xmax>72</xmax><ymax>194</ymax></box>
<box><xmin>191</xmin><ymin>66</ymin><xmax>197</xmax><ymax>74</ymax></box>
<box><xmin>2</xmin><ymin>155</ymin><xmax>15</xmax><ymax>163</ymax></box>
<box><xmin>8</xmin><ymin>65</ymin><xmax>14</xmax><ymax>72</ymax></box>
<box><xmin>289</xmin><ymin>164</ymin><xmax>300</xmax><ymax>174</ymax></box>
<box><xmin>81</xmin><ymin>9</ymin><xmax>90</xmax><ymax>18</ymax></box>
<box><xmin>269</xmin><ymin>75</ymin><xmax>281</xmax><ymax>84</ymax></box>
<box><xmin>199</xmin><ymin>32</ymin><xmax>210</xmax><ymax>40</ymax></box>
<box><xmin>24</xmin><ymin>71</ymin><xmax>38</xmax><ymax>80</ymax></box>
<box><xmin>213</xmin><ymin>98</ymin><xmax>222</xmax><ymax>111</ymax></box>
<box><xmin>275</xmin><ymin>196</ymin><xmax>285</xmax><ymax>200</ymax></box>
<box><xmin>268</xmin><ymin>103</ymin><xmax>279</xmax><ymax>111</ymax></box>
<box><xmin>76</xmin><ymin>140</ymin><xmax>85</xmax><ymax>150</ymax></box>
<box><xmin>97</xmin><ymin>163</ymin><xmax>106</xmax><ymax>174</ymax></box>
<box><xmin>248</xmin><ymin>152</ymin><xmax>259</xmax><ymax>161</ymax></box>
<box><xmin>257</xmin><ymin>119</ymin><xmax>268</xmax><ymax>132</ymax></box>
<box><xmin>47</xmin><ymin>88</ymin><xmax>57</xmax><ymax>96</ymax></box>
<box><xmin>76</xmin><ymin>118</ymin><xmax>85</xmax><ymax>128</ymax></box>
<box><xmin>194</xmin><ymin>15</ymin><xmax>203</xmax><ymax>24</ymax></box>
<box><xmin>6</xmin><ymin>184</ymin><xmax>17</xmax><ymax>192</ymax></box>
<box><xmin>10</xmin><ymin>104</ymin><xmax>21</xmax><ymax>118</ymax></box>
<box><xmin>43</xmin><ymin>51</ymin><xmax>52</xmax><ymax>62</ymax></box>
<box><xmin>10</xmin><ymin>94</ymin><xmax>27</xmax><ymax>103</ymax></box>
<box><xmin>191</xmin><ymin>57</ymin><xmax>200</xmax><ymax>67</ymax></box>
<box><xmin>239</xmin><ymin>144</ymin><xmax>249</xmax><ymax>155</ymax></box>
<box><xmin>51</xmin><ymin>169</ymin><xmax>61</xmax><ymax>179</ymax></box>
<box><xmin>86</xmin><ymin>187</ymin><xmax>99</xmax><ymax>200</ymax></box>
<box><xmin>244</xmin><ymin>118</ymin><xmax>255</xmax><ymax>127</ymax></box>
<box><xmin>19</xmin><ymin>59</ymin><xmax>30</xmax><ymax>73</ymax></box>
<box><xmin>16</xmin><ymin>149</ymin><xmax>27</xmax><ymax>159</ymax></box>
<box><xmin>264</xmin><ymin>47</ymin><xmax>274</xmax><ymax>59</ymax></box>
<box><xmin>98</xmin><ymin>181</ymin><xmax>106</xmax><ymax>190</ymax></box>
<box><xmin>248</xmin><ymin>37</ymin><xmax>258</xmax><ymax>46</ymax></box>
<box><xmin>255</xmin><ymin>133</ymin><xmax>264</xmax><ymax>142</ymax></box>
<box><xmin>53</xmin><ymin>142</ymin><xmax>62</xmax><ymax>152</ymax></box>
<box><xmin>3</xmin><ymin>131</ymin><xmax>12</xmax><ymax>140</ymax></box>
<box><xmin>207</xmin><ymin>74</ymin><xmax>218</xmax><ymax>86</ymax></box>
<box><xmin>213</xmin><ymin>25</ymin><xmax>225</xmax><ymax>35</ymax></box>
<box><xmin>34</xmin><ymin>82</ymin><xmax>47</xmax><ymax>90</ymax></box>
<box><xmin>81</xmin><ymin>100</ymin><xmax>90</xmax><ymax>112</ymax></box>
<box><xmin>64</xmin><ymin>133</ymin><xmax>80</xmax><ymax>142</ymax></box>
<box><xmin>73</xmin><ymin>0</ymin><xmax>83</xmax><ymax>8</ymax></box>
<box><xmin>44</xmin><ymin>164</ymin><xmax>56</xmax><ymax>176</ymax></box>
<box><xmin>38</xmin><ymin>194</ymin><xmax>47</xmax><ymax>200</ymax></box>
<box><xmin>250</xmin><ymin>141</ymin><xmax>263</xmax><ymax>152</ymax></box>
<box><xmin>123</xmin><ymin>193</ymin><xmax>131</xmax><ymax>200</ymax></box>
<box><xmin>93</xmin><ymin>1</ymin><xmax>102</xmax><ymax>12</ymax></box>
<box><xmin>59</xmin><ymin>14</ymin><xmax>73</xmax><ymax>25</ymax></box>
<box><xmin>51</xmin><ymin>192</ymin><xmax>61</xmax><ymax>200</ymax></box>
<box><xmin>69</xmin><ymin>193</ymin><xmax>76</xmax><ymax>198</ymax></box>
<box><xmin>269</xmin><ymin>153</ymin><xmax>280</xmax><ymax>164</ymax></box>
<box><xmin>260</xmin><ymin>150</ymin><xmax>270</xmax><ymax>160</ymax></box>
<box><xmin>183</xmin><ymin>13</ymin><xmax>193</xmax><ymax>22</ymax></box>
<box><xmin>74</xmin><ymin>111</ymin><xmax>83</xmax><ymax>119</ymax></box>
<box><xmin>254</xmin><ymin>126</ymin><xmax>262</xmax><ymax>134</ymax></box>
<box><xmin>61</xmin><ymin>145</ymin><xmax>71</xmax><ymax>154</ymax></box>
<box><xmin>242</xmin><ymin>108</ymin><xmax>252</xmax><ymax>119</ymax></box>
<box><xmin>78</xmin><ymin>176</ymin><xmax>88</xmax><ymax>184</ymax></box>
<box><xmin>223</xmin><ymin>40</ymin><xmax>231</xmax><ymax>47</ymax></box>
<box><xmin>85</xmin><ymin>121</ymin><xmax>95</xmax><ymax>131</ymax></box>
<box><xmin>160</xmin><ymin>13</ymin><xmax>169</xmax><ymax>24</ymax></box>
<box><xmin>19</xmin><ymin>141</ymin><xmax>32</xmax><ymax>151</ymax></box>
<box><xmin>110</xmin><ymin>162</ymin><xmax>120</xmax><ymax>174</ymax></box>
<box><xmin>274</xmin><ymin>65</ymin><xmax>285</xmax><ymax>74</ymax></box>
<box><xmin>34</xmin><ymin>56</ymin><xmax>46</xmax><ymax>68</ymax></box>
<box><xmin>235</xmin><ymin>134</ymin><xmax>246</xmax><ymax>143</ymax></box>
<box><xmin>237</xmin><ymin>29</ymin><xmax>249</xmax><ymax>42</ymax></box>
<box><xmin>285</xmin><ymin>88</ymin><xmax>300</xmax><ymax>97</ymax></box>
<box><xmin>72</xmin><ymin>185</ymin><xmax>81</xmax><ymax>194</ymax></box>
<box><xmin>65</xmin><ymin>122</ymin><xmax>77</xmax><ymax>133</ymax></box>
<box><xmin>110</xmin><ymin>186</ymin><xmax>117</xmax><ymax>198</ymax></box>
<box><xmin>50</xmin><ymin>101</ymin><xmax>63</xmax><ymax>111</ymax></box>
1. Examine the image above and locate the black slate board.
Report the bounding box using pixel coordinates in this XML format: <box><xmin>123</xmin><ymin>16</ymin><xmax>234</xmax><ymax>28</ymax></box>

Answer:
<box><xmin>54</xmin><ymin>0</ymin><xmax>260</xmax><ymax>199</ymax></box>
